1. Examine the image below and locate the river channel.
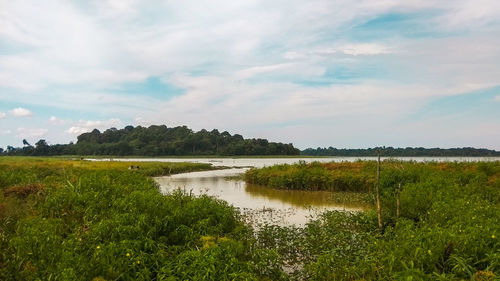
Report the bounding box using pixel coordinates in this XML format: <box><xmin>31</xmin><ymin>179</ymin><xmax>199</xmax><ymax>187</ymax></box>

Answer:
<box><xmin>92</xmin><ymin>157</ymin><xmax>500</xmax><ymax>226</ymax></box>
<box><xmin>155</xmin><ymin>167</ymin><xmax>371</xmax><ymax>226</ymax></box>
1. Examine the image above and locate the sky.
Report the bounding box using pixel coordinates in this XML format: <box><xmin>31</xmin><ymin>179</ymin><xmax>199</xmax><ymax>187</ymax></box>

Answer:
<box><xmin>1</xmin><ymin>0</ymin><xmax>500</xmax><ymax>150</ymax></box>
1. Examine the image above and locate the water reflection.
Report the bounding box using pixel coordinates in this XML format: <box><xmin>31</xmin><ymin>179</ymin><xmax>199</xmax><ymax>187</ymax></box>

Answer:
<box><xmin>244</xmin><ymin>184</ymin><xmax>369</xmax><ymax>211</ymax></box>
<box><xmin>155</xmin><ymin>168</ymin><xmax>371</xmax><ymax>226</ymax></box>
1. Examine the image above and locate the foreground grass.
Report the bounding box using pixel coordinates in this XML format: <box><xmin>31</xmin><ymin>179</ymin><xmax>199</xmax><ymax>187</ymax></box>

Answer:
<box><xmin>2</xmin><ymin>157</ymin><xmax>499</xmax><ymax>280</ymax></box>
<box><xmin>0</xmin><ymin>157</ymin><xmax>285</xmax><ymax>280</ymax></box>
<box><xmin>249</xmin><ymin>161</ymin><xmax>500</xmax><ymax>280</ymax></box>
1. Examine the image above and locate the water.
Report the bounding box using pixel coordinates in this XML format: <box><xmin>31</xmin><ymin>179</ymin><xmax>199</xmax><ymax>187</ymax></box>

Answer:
<box><xmin>155</xmin><ymin>167</ymin><xmax>371</xmax><ymax>226</ymax></box>
<box><xmin>90</xmin><ymin>156</ymin><xmax>499</xmax><ymax>226</ymax></box>
<box><xmin>89</xmin><ymin>156</ymin><xmax>500</xmax><ymax>168</ymax></box>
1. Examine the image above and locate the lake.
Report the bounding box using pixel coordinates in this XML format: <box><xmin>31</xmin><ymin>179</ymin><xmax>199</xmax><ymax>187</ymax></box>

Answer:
<box><xmin>88</xmin><ymin>156</ymin><xmax>500</xmax><ymax>168</ymax></box>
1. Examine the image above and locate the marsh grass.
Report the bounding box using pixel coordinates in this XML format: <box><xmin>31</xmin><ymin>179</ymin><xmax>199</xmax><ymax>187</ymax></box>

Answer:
<box><xmin>244</xmin><ymin>161</ymin><xmax>375</xmax><ymax>192</ymax></box>
<box><xmin>1</xmin><ymin>157</ymin><xmax>499</xmax><ymax>280</ymax></box>
<box><xmin>0</xmin><ymin>157</ymin><xmax>287</xmax><ymax>280</ymax></box>
<box><xmin>246</xmin><ymin>160</ymin><xmax>500</xmax><ymax>280</ymax></box>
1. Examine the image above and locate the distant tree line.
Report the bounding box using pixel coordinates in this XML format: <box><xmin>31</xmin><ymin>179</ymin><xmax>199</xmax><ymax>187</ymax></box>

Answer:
<box><xmin>2</xmin><ymin>126</ymin><xmax>498</xmax><ymax>157</ymax></box>
<box><xmin>0</xmin><ymin>125</ymin><xmax>300</xmax><ymax>156</ymax></box>
<box><xmin>301</xmin><ymin>146</ymin><xmax>500</xmax><ymax>157</ymax></box>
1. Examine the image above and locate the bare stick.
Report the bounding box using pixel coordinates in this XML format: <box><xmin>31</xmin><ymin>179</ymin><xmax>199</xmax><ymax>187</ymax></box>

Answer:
<box><xmin>376</xmin><ymin>149</ymin><xmax>383</xmax><ymax>230</ymax></box>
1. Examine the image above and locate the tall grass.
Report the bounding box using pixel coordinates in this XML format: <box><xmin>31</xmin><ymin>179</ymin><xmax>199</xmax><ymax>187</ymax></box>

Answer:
<box><xmin>248</xmin><ymin>160</ymin><xmax>500</xmax><ymax>280</ymax></box>
<box><xmin>0</xmin><ymin>157</ymin><xmax>286</xmax><ymax>280</ymax></box>
<box><xmin>2</xmin><ymin>157</ymin><xmax>499</xmax><ymax>280</ymax></box>
<box><xmin>245</xmin><ymin>161</ymin><xmax>374</xmax><ymax>192</ymax></box>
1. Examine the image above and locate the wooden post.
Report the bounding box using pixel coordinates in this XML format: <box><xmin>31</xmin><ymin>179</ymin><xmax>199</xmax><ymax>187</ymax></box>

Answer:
<box><xmin>376</xmin><ymin>149</ymin><xmax>383</xmax><ymax>230</ymax></box>
<box><xmin>396</xmin><ymin>182</ymin><xmax>401</xmax><ymax>218</ymax></box>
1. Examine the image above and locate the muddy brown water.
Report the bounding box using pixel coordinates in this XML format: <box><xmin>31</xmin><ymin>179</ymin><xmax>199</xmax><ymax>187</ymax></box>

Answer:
<box><xmin>155</xmin><ymin>168</ymin><xmax>371</xmax><ymax>226</ymax></box>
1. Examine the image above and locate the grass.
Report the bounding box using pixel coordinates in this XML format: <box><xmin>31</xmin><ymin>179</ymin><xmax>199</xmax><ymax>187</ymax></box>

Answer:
<box><xmin>244</xmin><ymin>161</ymin><xmax>375</xmax><ymax>192</ymax></box>
<box><xmin>247</xmin><ymin>160</ymin><xmax>500</xmax><ymax>280</ymax></box>
<box><xmin>0</xmin><ymin>157</ymin><xmax>286</xmax><ymax>280</ymax></box>
<box><xmin>1</xmin><ymin>157</ymin><xmax>499</xmax><ymax>280</ymax></box>
<box><xmin>0</xmin><ymin>156</ymin><xmax>215</xmax><ymax>176</ymax></box>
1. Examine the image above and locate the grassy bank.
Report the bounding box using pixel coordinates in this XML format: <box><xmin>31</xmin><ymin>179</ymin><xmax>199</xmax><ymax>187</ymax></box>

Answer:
<box><xmin>248</xmin><ymin>161</ymin><xmax>500</xmax><ymax>280</ymax></box>
<box><xmin>0</xmin><ymin>156</ymin><xmax>216</xmax><ymax>177</ymax></box>
<box><xmin>0</xmin><ymin>157</ymin><xmax>286</xmax><ymax>280</ymax></box>
<box><xmin>245</xmin><ymin>161</ymin><xmax>375</xmax><ymax>192</ymax></box>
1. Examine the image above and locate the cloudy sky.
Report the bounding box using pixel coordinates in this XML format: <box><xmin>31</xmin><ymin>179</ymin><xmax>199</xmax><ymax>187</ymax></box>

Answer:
<box><xmin>1</xmin><ymin>0</ymin><xmax>500</xmax><ymax>150</ymax></box>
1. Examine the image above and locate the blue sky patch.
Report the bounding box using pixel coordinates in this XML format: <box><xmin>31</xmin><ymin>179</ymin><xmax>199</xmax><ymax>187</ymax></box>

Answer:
<box><xmin>111</xmin><ymin>77</ymin><xmax>186</xmax><ymax>100</ymax></box>
<box><xmin>414</xmin><ymin>86</ymin><xmax>500</xmax><ymax>119</ymax></box>
<box><xmin>348</xmin><ymin>11</ymin><xmax>452</xmax><ymax>40</ymax></box>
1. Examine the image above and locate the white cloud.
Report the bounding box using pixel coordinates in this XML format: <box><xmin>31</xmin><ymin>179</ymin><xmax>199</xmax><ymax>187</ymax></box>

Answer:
<box><xmin>66</xmin><ymin>127</ymin><xmax>92</xmax><ymax>135</ymax></box>
<box><xmin>235</xmin><ymin>63</ymin><xmax>292</xmax><ymax>79</ymax></box>
<box><xmin>313</xmin><ymin>48</ymin><xmax>338</xmax><ymax>56</ymax></box>
<box><xmin>282</xmin><ymin>43</ymin><xmax>392</xmax><ymax>61</ymax></box>
<box><xmin>1</xmin><ymin>0</ymin><xmax>500</xmax><ymax>149</ymax></box>
<box><xmin>139</xmin><ymin>76</ymin><xmax>428</xmax><ymax>131</ymax></box>
<box><xmin>340</xmin><ymin>43</ymin><xmax>392</xmax><ymax>56</ymax></box>
<box><xmin>438</xmin><ymin>0</ymin><xmax>500</xmax><ymax>30</ymax></box>
<box><xmin>133</xmin><ymin>116</ymin><xmax>154</xmax><ymax>127</ymax></box>
<box><xmin>0</xmin><ymin>112</ymin><xmax>6</xmax><ymax>119</ymax></box>
<box><xmin>495</xmin><ymin>95</ymin><xmax>500</xmax><ymax>102</ymax></box>
<box><xmin>233</xmin><ymin>63</ymin><xmax>324</xmax><ymax>81</ymax></box>
<box><xmin>9</xmin><ymin>107</ymin><xmax>33</xmax><ymax>117</ymax></box>
<box><xmin>66</xmin><ymin>118</ymin><xmax>122</xmax><ymax>135</ymax></box>
<box><xmin>1</xmin><ymin>130</ymin><xmax>12</xmax><ymax>135</ymax></box>
<box><xmin>0</xmin><ymin>0</ymin><xmax>498</xmax><ymax>95</ymax></box>
<box><xmin>283</xmin><ymin>51</ymin><xmax>305</xmax><ymax>60</ymax></box>
<box><xmin>49</xmin><ymin>116</ymin><xmax>66</xmax><ymax>125</ymax></box>
<box><xmin>16</xmin><ymin>127</ymin><xmax>48</xmax><ymax>138</ymax></box>
<box><xmin>0</xmin><ymin>0</ymin><xmax>431</xmax><ymax>92</ymax></box>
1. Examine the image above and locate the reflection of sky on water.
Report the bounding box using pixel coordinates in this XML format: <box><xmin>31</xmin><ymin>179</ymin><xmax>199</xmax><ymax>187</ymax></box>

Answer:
<box><xmin>91</xmin><ymin>156</ymin><xmax>500</xmax><ymax>169</ymax></box>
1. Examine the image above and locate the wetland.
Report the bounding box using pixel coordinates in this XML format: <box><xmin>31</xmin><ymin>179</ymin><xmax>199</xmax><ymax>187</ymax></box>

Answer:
<box><xmin>1</xmin><ymin>157</ymin><xmax>499</xmax><ymax>280</ymax></box>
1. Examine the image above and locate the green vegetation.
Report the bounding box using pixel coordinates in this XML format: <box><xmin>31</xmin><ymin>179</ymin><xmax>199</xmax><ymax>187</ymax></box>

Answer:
<box><xmin>245</xmin><ymin>161</ymin><xmax>375</xmax><ymax>192</ymax></box>
<box><xmin>2</xmin><ymin>158</ymin><xmax>499</xmax><ymax>280</ymax></box>
<box><xmin>4</xmin><ymin>126</ymin><xmax>498</xmax><ymax>157</ymax></box>
<box><xmin>302</xmin><ymin>146</ymin><xmax>500</xmax><ymax>156</ymax></box>
<box><xmin>248</xmin><ymin>161</ymin><xmax>500</xmax><ymax>280</ymax></box>
<box><xmin>0</xmin><ymin>158</ymin><xmax>286</xmax><ymax>280</ymax></box>
<box><xmin>2</xmin><ymin>125</ymin><xmax>300</xmax><ymax>156</ymax></box>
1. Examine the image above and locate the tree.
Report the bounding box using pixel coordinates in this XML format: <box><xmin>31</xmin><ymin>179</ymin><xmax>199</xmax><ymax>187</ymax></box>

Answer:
<box><xmin>22</xmin><ymin>139</ymin><xmax>31</xmax><ymax>147</ymax></box>
<box><xmin>35</xmin><ymin>139</ymin><xmax>48</xmax><ymax>147</ymax></box>
<box><xmin>6</xmin><ymin>145</ymin><xmax>20</xmax><ymax>155</ymax></box>
<box><xmin>2</xmin><ymin>125</ymin><xmax>302</xmax><ymax>156</ymax></box>
<box><xmin>34</xmin><ymin>139</ymin><xmax>49</xmax><ymax>155</ymax></box>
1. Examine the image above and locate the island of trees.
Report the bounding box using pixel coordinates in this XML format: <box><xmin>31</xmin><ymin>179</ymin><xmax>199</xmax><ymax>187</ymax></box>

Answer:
<box><xmin>0</xmin><ymin>125</ymin><xmax>300</xmax><ymax>156</ymax></box>
<box><xmin>1</xmin><ymin>125</ymin><xmax>499</xmax><ymax>157</ymax></box>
